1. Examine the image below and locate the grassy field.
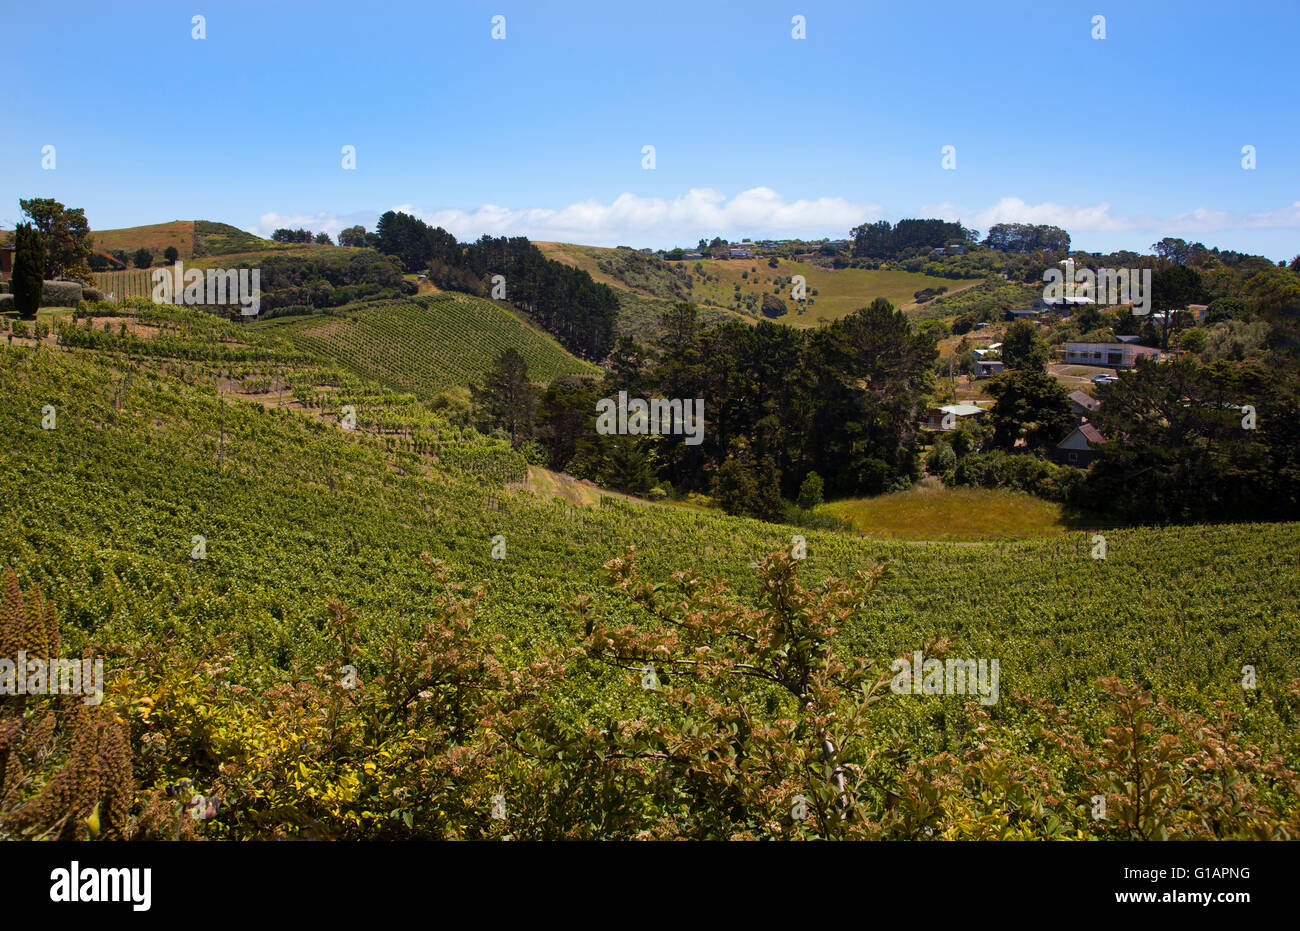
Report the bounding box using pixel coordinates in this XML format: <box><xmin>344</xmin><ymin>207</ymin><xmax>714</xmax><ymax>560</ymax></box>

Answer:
<box><xmin>90</xmin><ymin>221</ymin><xmax>195</xmax><ymax>259</ymax></box>
<box><xmin>820</xmin><ymin>480</ymin><xmax>1072</xmax><ymax>541</ymax></box>
<box><xmin>536</xmin><ymin>241</ymin><xmax>980</xmax><ymax>329</ymax></box>
<box><xmin>684</xmin><ymin>257</ymin><xmax>978</xmax><ymax>326</ymax></box>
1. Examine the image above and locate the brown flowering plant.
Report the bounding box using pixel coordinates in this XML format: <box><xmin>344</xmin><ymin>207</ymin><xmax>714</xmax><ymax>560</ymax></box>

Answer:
<box><xmin>538</xmin><ymin>546</ymin><xmax>922</xmax><ymax>839</ymax></box>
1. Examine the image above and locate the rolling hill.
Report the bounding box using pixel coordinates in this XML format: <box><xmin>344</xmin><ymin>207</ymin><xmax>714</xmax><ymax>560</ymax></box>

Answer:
<box><xmin>536</xmin><ymin>241</ymin><xmax>982</xmax><ymax>333</ymax></box>
<box><xmin>252</xmin><ymin>293</ymin><xmax>600</xmax><ymax>396</ymax></box>
<box><xmin>89</xmin><ymin>220</ymin><xmax>290</xmax><ymax>260</ymax></box>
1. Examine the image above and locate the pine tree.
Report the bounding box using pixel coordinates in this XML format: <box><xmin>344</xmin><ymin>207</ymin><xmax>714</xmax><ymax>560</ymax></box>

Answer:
<box><xmin>471</xmin><ymin>348</ymin><xmax>538</xmax><ymax>447</ymax></box>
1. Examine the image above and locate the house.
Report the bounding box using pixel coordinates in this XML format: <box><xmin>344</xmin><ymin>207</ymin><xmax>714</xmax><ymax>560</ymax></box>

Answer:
<box><xmin>1005</xmin><ymin>307</ymin><xmax>1041</xmax><ymax>321</ymax></box>
<box><xmin>1188</xmin><ymin>303</ymin><xmax>1209</xmax><ymax>324</ymax></box>
<box><xmin>1067</xmin><ymin>389</ymin><xmax>1100</xmax><ymax>422</ymax></box>
<box><xmin>0</xmin><ymin>243</ymin><xmax>13</xmax><ymax>280</ymax></box>
<box><xmin>923</xmin><ymin>403</ymin><xmax>987</xmax><ymax>431</ymax></box>
<box><xmin>1063</xmin><ymin>341</ymin><xmax>1159</xmax><ymax>369</ymax></box>
<box><xmin>680</xmin><ymin>251</ymin><xmax>704</xmax><ymax>261</ymax></box>
<box><xmin>974</xmin><ymin>359</ymin><xmax>1005</xmax><ymax>377</ymax></box>
<box><xmin>728</xmin><ymin>245</ymin><xmax>754</xmax><ymax>259</ymax></box>
<box><xmin>945</xmin><ymin>243</ymin><xmax>966</xmax><ymax>255</ymax></box>
<box><xmin>1041</xmin><ymin>295</ymin><xmax>1093</xmax><ymax>316</ymax></box>
<box><xmin>1054</xmin><ymin>423</ymin><xmax>1106</xmax><ymax>467</ymax></box>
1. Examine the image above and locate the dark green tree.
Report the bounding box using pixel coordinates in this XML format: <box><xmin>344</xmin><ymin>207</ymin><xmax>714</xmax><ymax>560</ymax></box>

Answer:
<box><xmin>12</xmin><ymin>224</ymin><xmax>44</xmax><ymax>320</ymax></box>
<box><xmin>338</xmin><ymin>225</ymin><xmax>367</xmax><ymax>248</ymax></box>
<box><xmin>1000</xmin><ymin>319</ymin><xmax>1050</xmax><ymax>370</ymax></box>
<box><xmin>19</xmin><ymin>198</ymin><xmax>91</xmax><ymax>279</ymax></box>
<box><xmin>711</xmin><ymin>438</ymin><xmax>783</xmax><ymax>520</ymax></box>
<box><xmin>132</xmin><ymin>247</ymin><xmax>153</xmax><ymax>269</ymax></box>
<box><xmin>986</xmin><ymin>369</ymin><xmax>1075</xmax><ymax>451</ymax></box>
<box><xmin>604</xmin><ymin>436</ymin><xmax>656</xmax><ymax>494</ymax></box>
<box><xmin>536</xmin><ymin>375</ymin><xmax>600</xmax><ymax>471</ymax></box>
<box><xmin>796</xmin><ymin>471</ymin><xmax>824</xmax><ymax>510</ymax></box>
<box><xmin>1152</xmin><ymin>264</ymin><xmax>1206</xmax><ymax>349</ymax></box>
<box><xmin>163</xmin><ymin>246</ymin><xmax>179</xmax><ymax>265</ymax></box>
<box><xmin>1079</xmin><ymin>357</ymin><xmax>1299</xmax><ymax>521</ymax></box>
<box><xmin>471</xmin><ymin>348</ymin><xmax>539</xmax><ymax>447</ymax></box>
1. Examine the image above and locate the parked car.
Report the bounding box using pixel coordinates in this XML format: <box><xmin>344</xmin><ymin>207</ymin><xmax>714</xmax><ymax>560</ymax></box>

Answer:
<box><xmin>1091</xmin><ymin>373</ymin><xmax>1119</xmax><ymax>385</ymax></box>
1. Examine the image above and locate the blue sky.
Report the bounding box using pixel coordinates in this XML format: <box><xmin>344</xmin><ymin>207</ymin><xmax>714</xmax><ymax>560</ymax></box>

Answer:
<box><xmin>3</xmin><ymin>0</ymin><xmax>1298</xmax><ymax>258</ymax></box>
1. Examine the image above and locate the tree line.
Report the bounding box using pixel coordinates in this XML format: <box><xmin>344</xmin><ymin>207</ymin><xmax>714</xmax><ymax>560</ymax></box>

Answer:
<box><xmin>850</xmin><ymin>218</ymin><xmax>978</xmax><ymax>259</ymax></box>
<box><xmin>473</xmin><ymin>298</ymin><xmax>937</xmax><ymax>521</ymax></box>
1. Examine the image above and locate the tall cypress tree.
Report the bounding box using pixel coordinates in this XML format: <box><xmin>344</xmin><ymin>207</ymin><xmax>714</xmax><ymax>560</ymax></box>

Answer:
<box><xmin>12</xmin><ymin>223</ymin><xmax>44</xmax><ymax>320</ymax></box>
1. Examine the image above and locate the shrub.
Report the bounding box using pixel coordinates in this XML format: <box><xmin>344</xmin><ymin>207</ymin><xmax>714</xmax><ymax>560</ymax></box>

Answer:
<box><xmin>944</xmin><ymin>450</ymin><xmax>1079</xmax><ymax>501</ymax></box>
<box><xmin>926</xmin><ymin>441</ymin><xmax>957</xmax><ymax>474</ymax></box>
<box><xmin>796</xmin><ymin>471</ymin><xmax>825</xmax><ymax>509</ymax></box>
<box><xmin>39</xmin><ymin>280</ymin><xmax>84</xmax><ymax>307</ymax></box>
<box><xmin>760</xmin><ymin>292</ymin><xmax>787</xmax><ymax>318</ymax></box>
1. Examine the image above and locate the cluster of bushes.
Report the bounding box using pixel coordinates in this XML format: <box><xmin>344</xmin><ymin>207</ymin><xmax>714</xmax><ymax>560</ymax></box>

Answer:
<box><xmin>937</xmin><ymin>447</ymin><xmax>1084</xmax><ymax>502</ymax></box>
<box><xmin>253</xmin><ymin>252</ymin><xmax>413</xmax><ymax>313</ymax></box>
<box><xmin>912</xmin><ymin>286</ymin><xmax>949</xmax><ymax>303</ymax></box>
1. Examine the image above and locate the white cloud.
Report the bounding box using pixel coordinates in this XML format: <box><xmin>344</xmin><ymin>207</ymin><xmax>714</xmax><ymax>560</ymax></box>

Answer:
<box><xmin>249</xmin><ymin>189</ymin><xmax>882</xmax><ymax>247</ymax></box>
<box><xmin>249</xmin><ymin>192</ymin><xmax>1300</xmax><ymax>249</ymax></box>
<box><xmin>923</xmin><ymin>197</ymin><xmax>1300</xmax><ymax>237</ymax></box>
<box><xmin>252</xmin><ymin>210</ymin><xmax>374</xmax><ymax>240</ymax></box>
<box><xmin>1240</xmin><ymin>201</ymin><xmax>1300</xmax><ymax>229</ymax></box>
<box><xmin>398</xmin><ymin>187</ymin><xmax>883</xmax><ymax>245</ymax></box>
<box><xmin>921</xmin><ymin>197</ymin><xmax>1133</xmax><ymax>232</ymax></box>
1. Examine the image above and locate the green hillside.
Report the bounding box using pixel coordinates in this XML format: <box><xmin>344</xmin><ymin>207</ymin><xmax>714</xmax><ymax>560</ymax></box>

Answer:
<box><xmin>1</xmin><ymin>322</ymin><xmax>1297</xmax><ymax>839</ymax></box>
<box><xmin>254</xmin><ymin>293</ymin><xmax>600</xmax><ymax>396</ymax></box>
